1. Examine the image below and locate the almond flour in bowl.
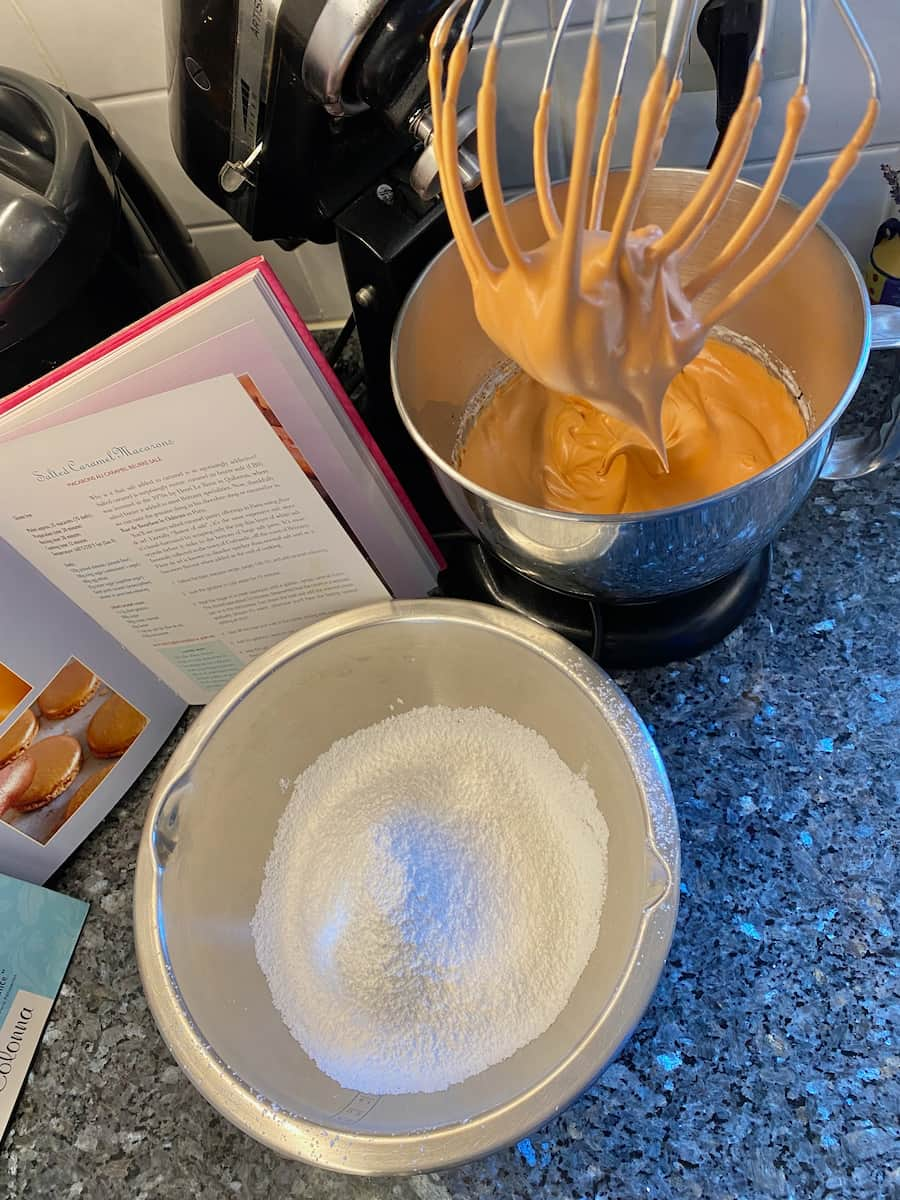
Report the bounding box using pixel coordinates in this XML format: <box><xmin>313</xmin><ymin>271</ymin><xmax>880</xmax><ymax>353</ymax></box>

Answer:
<box><xmin>251</xmin><ymin>704</ymin><xmax>609</xmax><ymax>1095</ymax></box>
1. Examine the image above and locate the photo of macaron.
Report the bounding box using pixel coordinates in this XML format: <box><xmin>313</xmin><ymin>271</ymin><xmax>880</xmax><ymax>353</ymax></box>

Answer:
<box><xmin>1</xmin><ymin>659</ymin><xmax>150</xmax><ymax>846</ymax></box>
<box><xmin>0</xmin><ymin>756</ymin><xmax>37</xmax><ymax>817</ymax></box>
<box><xmin>38</xmin><ymin>659</ymin><xmax>100</xmax><ymax>720</ymax></box>
<box><xmin>0</xmin><ymin>708</ymin><xmax>39</xmax><ymax>766</ymax></box>
<box><xmin>0</xmin><ymin>662</ymin><xmax>31</xmax><ymax>721</ymax></box>
<box><xmin>13</xmin><ymin>735</ymin><xmax>82</xmax><ymax>813</ymax></box>
<box><xmin>65</xmin><ymin>762</ymin><xmax>116</xmax><ymax>820</ymax></box>
<box><xmin>87</xmin><ymin>695</ymin><xmax>148</xmax><ymax>759</ymax></box>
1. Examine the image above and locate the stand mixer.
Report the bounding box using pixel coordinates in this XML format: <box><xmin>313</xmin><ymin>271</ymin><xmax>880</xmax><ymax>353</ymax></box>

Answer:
<box><xmin>164</xmin><ymin>0</ymin><xmax>487</xmax><ymax>530</ymax></box>
<box><xmin>163</xmin><ymin>0</ymin><xmax>890</xmax><ymax>667</ymax></box>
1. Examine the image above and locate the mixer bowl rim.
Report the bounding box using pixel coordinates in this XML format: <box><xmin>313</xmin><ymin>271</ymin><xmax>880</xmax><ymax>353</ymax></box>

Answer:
<box><xmin>390</xmin><ymin>168</ymin><xmax>871</xmax><ymax>524</ymax></box>
<box><xmin>134</xmin><ymin>597</ymin><xmax>679</xmax><ymax>1175</ymax></box>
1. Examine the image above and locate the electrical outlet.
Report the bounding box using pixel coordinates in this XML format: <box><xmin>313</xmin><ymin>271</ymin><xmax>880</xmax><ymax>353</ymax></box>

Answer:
<box><xmin>655</xmin><ymin>0</ymin><xmax>819</xmax><ymax>94</ymax></box>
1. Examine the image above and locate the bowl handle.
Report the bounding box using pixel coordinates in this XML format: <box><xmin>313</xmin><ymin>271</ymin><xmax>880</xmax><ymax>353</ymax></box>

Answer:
<box><xmin>820</xmin><ymin>305</ymin><xmax>900</xmax><ymax>480</ymax></box>
<box><xmin>150</xmin><ymin>775</ymin><xmax>191</xmax><ymax>870</ymax></box>
<box><xmin>643</xmin><ymin>841</ymin><xmax>675</xmax><ymax>913</ymax></box>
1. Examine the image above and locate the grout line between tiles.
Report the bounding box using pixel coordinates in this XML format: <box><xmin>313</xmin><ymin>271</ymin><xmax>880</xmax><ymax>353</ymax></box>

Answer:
<box><xmin>744</xmin><ymin>139</ymin><xmax>900</xmax><ymax>171</ymax></box>
<box><xmin>186</xmin><ymin>220</ymin><xmax>246</xmax><ymax>234</ymax></box>
<box><xmin>473</xmin><ymin>27</ymin><xmax>550</xmax><ymax>46</ymax></box>
<box><xmin>570</xmin><ymin>12</ymin><xmax>654</xmax><ymax>32</ymax></box>
<box><xmin>93</xmin><ymin>88</ymin><xmax>168</xmax><ymax>107</ymax></box>
<box><xmin>8</xmin><ymin>0</ymin><xmax>66</xmax><ymax>86</ymax></box>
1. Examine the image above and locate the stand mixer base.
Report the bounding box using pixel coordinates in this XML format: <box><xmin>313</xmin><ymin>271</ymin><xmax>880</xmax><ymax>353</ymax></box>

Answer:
<box><xmin>435</xmin><ymin>536</ymin><xmax>772</xmax><ymax>668</ymax></box>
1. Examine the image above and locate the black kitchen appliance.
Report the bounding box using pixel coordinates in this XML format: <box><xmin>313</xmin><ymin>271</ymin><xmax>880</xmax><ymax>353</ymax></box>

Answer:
<box><xmin>162</xmin><ymin>0</ymin><xmax>772</xmax><ymax>667</ymax></box>
<box><xmin>164</xmin><ymin>0</ymin><xmax>488</xmax><ymax>533</ymax></box>
<box><xmin>0</xmin><ymin>67</ymin><xmax>209</xmax><ymax>395</ymax></box>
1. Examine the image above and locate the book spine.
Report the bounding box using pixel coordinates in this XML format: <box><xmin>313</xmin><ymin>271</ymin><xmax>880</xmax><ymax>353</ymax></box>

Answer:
<box><xmin>257</xmin><ymin>262</ymin><xmax>445</xmax><ymax>570</ymax></box>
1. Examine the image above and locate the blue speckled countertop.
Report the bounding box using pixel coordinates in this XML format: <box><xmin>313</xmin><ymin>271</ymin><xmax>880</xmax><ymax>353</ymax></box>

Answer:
<box><xmin>3</xmin><ymin>354</ymin><xmax>898</xmax><ymax>1200</ymax></box>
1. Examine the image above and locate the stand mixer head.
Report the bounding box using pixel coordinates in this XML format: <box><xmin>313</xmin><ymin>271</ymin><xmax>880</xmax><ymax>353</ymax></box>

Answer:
<box><xmin>163</xmin><ymin>0</ymin><xmax>486</xmax><ymax>247</ymax></box>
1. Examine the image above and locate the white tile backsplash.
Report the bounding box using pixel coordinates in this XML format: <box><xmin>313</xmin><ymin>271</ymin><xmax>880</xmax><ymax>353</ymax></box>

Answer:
<box><xmin>188</xmin><ymin>224</ymin><xmax>322</xmax><ymax>321</ymax></box>
<box><xmin>295</xmin><ymin>242</ymin><xmax>353</xmax><ymax>322</ymax></box>
<box><xmin>98</xmin><ymin>92</ymin><xmax>230</xmax><ymax>228</ymax></box>
<box><xmin>21</xmin><ymin>0</ymin><xmax>167</xmax><ymax>98</ymax></box>
<box><xmin>460</xmin><ymin>32</ymin><xmax>563</xmax><ymax>188</ymax></box>
<box><xmin>662</xmin><ymin>0</ymin><xmax>900</xmax><ymax>168</ymax></box>
<box><xmin>0</xmin><ymin>0</ymin><xmax>63</xmax><ymax>84</ymax></box>
<box><xmin>0</xmin><ymin>0</ymin><xmax>896</xmax><ymax>320</ymax></box>
<box><xmin>743</xmin><ymin>144</ymin><xmax>898</xmax><ymax>269</ymax></box>
<box><xmin>553</xmin><ymin>19</ymin><xmax>658</xmax><ymax>170</ymax></box>
<box><xmin>188</xmin><ymin>225</ymin><xmax>351</xmax><ymax>324</ymax></box>
<box><xmin>474</xmin><ymin>0</ymin><xmax>550</xmax><ymax>39</ymax></box>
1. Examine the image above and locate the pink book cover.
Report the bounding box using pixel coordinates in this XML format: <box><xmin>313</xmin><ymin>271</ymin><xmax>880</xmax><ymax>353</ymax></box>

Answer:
<box><xmin>0</xmin><ymin>258</ymin><xmax>443</xmax><ymax>569</ymax></box>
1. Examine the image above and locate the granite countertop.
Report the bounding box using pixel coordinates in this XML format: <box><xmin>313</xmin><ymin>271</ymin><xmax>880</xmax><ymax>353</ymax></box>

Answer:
<box><xmin>3</xmin><ymin>352</ymin><xmax>899</xmax><ymax>1200</ymax></box>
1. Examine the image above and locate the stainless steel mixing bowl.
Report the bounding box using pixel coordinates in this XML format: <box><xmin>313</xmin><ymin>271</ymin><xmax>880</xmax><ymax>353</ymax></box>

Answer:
<box><xmin>391</xmin><ymin>171</ymin><xmax>900</xmax><ymax>600</ymax></box>
<box><xmin>134</xmin><ymin>599</ymin><xmax>678</xmax><ymax>1174</ymax></box>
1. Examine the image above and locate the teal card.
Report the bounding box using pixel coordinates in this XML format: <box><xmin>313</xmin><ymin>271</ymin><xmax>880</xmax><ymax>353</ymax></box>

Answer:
<box><xmin>0</xmin><ymin>873</ymin><xmax>87</xmax><ymax>1138</ymax></box>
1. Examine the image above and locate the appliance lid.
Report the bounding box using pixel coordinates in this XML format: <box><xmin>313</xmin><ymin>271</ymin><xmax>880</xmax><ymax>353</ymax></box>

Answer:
<box><xmin>0</xmin><ymin>69</ymin><xmax>116</xmax><ymax>349</ymax></box>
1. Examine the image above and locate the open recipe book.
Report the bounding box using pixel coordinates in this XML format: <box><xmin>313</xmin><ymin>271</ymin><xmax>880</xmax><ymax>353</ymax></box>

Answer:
<box><xmin>0</xmin><ymin>259</ymin><xmax>441</xmax><ymax>883</ymax></box>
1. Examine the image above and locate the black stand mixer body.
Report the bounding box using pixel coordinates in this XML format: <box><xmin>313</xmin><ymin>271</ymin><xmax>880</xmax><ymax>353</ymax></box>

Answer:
<box><xmin>164</xmin><ymin>0</ymin><xmax>485</xmax><ymax>531</ymax></box>
<box><xmin>162</xmin><ymin>0</ymin><xmax>775</xmax><ymax>666</ymax></box>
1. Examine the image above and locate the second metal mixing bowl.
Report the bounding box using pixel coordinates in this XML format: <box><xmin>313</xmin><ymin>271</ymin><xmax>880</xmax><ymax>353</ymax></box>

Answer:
<box><xmin>134</xmin><ymin>599</ymin><xmax>679</xmax><ymax>1174</ymax></box>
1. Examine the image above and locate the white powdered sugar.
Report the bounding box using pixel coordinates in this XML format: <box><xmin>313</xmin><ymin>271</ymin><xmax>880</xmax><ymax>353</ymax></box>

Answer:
<box><xmin>251</xmin><ymin>705</ymin><xmax>608</xmax><ymax>1095</ymax></box>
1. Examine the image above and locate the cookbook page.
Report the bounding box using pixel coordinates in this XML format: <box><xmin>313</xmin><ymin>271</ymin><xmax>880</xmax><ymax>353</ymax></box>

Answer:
<box><xmin>0</xmin><ymin>541</ymin><xmax>184</xmax><ymax>885</ymax></box>
<box><xmin>0</xmin><ymin>322</ymin><xmax>430</xmax><ymax>596</ymax></box>
<box><xmin>0</xmin><ymin>375</ymin><xmax>389</xmax><ymax>705</ymax></box>
<box><xmin>0</xmin><ymin>265</ymin><xmax>440</xmax><ymax>599</ymax></box>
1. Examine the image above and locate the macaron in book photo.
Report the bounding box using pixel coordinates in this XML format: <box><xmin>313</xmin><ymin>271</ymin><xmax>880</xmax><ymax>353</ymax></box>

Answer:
<box><xmin>0</xmin><ymin>259</ymin><xmax>441</xmax><ymax>883</ymax></box>
<box><xmin>0</xmin><ymin>541</ymin><xmax>185</xmax><ymax>884</ymax></box>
